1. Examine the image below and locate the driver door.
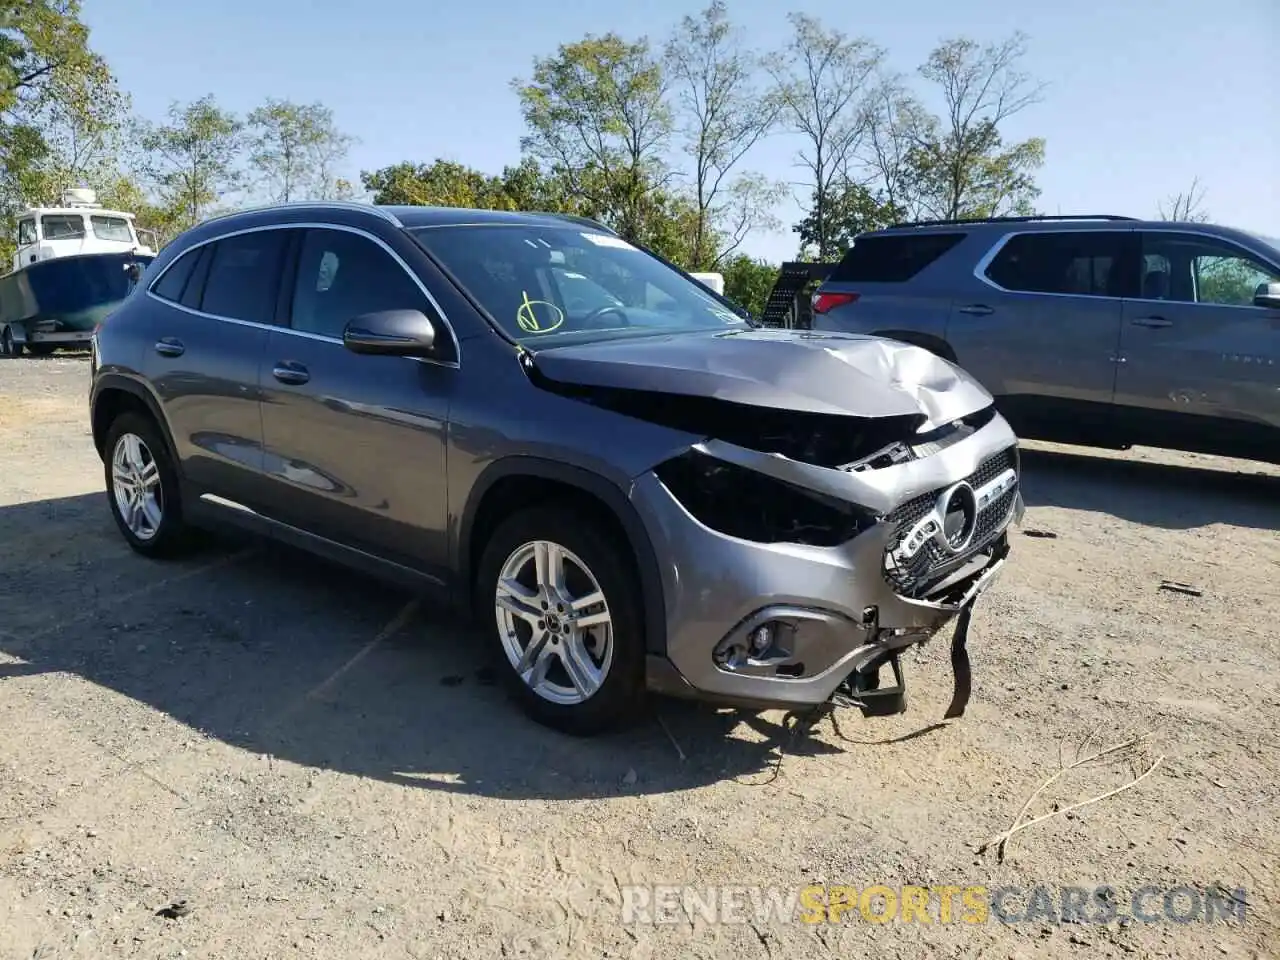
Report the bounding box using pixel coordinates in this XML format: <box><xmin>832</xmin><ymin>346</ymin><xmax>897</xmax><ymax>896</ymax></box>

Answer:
<box><xmin>256</xmin><ymin>226</ymin><xmax>457</xmax><ymax>575</ymax></box>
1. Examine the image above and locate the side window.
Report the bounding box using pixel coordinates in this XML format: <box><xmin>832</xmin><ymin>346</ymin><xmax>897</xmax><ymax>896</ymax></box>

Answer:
<box><xmin>290</xmin><ymin>228</ymin><xmax>426</xmax><ymax>338</ymax></box>
<box><xmin>1142</xmin><ymin>233</ymin><xmax>1280</xmax><ymax>307</ymax></box>
<box><xmin>151</xmin><ymin>249</ymin><xmax>199</xmax><ymax>302</ymax></box>
<box><xmin>830</xmin><ymin>232</ymin><xmax>966</xmax><ymax>283</ymax></box>
<box><xmin>985</xmin><ymin>231</ymin><xmax>1128</xmax><ymax>297</ymax></box>
<box><xmin>17</xmin><ymin>219</ymin><xmax>36</xmax><ymax>245</ymax></box>
<box><xmin>199</xmin><ymin>231</ymin><xmax>288</xmax><ymax>323</ymax></box>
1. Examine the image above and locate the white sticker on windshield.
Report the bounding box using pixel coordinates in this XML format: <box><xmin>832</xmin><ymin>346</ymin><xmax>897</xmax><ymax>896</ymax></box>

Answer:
<box><xmin>580</xmin><ymin>232</ymin><xmax>637</xmax><ymax>250</ymax></box>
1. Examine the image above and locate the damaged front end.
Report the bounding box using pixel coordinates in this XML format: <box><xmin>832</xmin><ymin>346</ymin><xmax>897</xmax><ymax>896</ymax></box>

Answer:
<box><xmin>524</xmin><ymin>332</ymin><xmax>1023</xmax><ymax>720</ymax></box>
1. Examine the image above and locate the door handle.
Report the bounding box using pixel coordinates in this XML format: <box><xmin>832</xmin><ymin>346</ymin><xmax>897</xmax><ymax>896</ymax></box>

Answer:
<box><xmin>154</xmin><ymin>337</ymin><xmax>184</xmax><ymax>357</ymax></box>
<box><xmin>1131</xmin><ymin>316</ymin><xmax>1172</xmax><ymax>328</ymax></box>
<box><xmin>957</xmin><ymin>304</ymin><xmax>994</xmax><ymax>316</ymax></box>
<box><xmin>272</xmin><ymin>362</ymin><xmax>310</xmax><ymax>385</ymax></box>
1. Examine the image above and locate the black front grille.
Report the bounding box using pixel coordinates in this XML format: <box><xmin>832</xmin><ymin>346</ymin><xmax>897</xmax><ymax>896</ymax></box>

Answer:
<box><xmin>882</xmin><ymin>446</ymin><xmax>1018</xmax><ymax>596</ymax></box>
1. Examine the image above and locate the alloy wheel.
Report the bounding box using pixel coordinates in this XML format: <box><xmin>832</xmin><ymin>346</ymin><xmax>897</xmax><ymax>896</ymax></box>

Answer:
<box><xmin>111</xmin><ymin>432</ymin><xmax>164</xmax><ymax>541</ymax></box>
<box><xmin>494</xmin><ymin>539</ymin><xmax>614</xmax><ymax>705</ymax></box>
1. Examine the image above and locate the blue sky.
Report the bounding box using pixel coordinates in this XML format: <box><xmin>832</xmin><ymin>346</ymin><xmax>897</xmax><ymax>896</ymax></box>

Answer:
<box><xmin>83</xmin><ymin>0</ymin><xmax>1278</xmax><ymax>263</ymax></box>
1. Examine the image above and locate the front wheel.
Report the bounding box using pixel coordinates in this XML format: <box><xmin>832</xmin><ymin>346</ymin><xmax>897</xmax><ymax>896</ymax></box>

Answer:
<box><xmin>475</xmin><ymin>505</ymin><xmax>646</xmax><ymax>735</ymax></box>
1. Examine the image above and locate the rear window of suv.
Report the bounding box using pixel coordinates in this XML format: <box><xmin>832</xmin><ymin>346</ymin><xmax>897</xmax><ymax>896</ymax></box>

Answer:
<box><xmin>828</xmin><ymin>232</ymin><xmax>965</xmax><ymax>283</ymax></box>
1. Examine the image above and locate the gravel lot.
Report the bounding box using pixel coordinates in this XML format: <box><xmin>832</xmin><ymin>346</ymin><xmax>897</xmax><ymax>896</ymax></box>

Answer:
<box><xmin>1</xmin><ymin>352</ymin><xmax>1277</xmax><ymax>960</ymax></box>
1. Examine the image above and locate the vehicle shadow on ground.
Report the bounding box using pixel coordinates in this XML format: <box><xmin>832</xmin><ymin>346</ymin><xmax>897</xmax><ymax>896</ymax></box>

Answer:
<box><xmin>0</xmin><ymin>493</ymin><xmax>861</xmax><ymax>801</ymax></box>
<box><xmin>1018</xmin><ymin>446</ymin><xmax>1280</xmax><ymax>531</ymax></box>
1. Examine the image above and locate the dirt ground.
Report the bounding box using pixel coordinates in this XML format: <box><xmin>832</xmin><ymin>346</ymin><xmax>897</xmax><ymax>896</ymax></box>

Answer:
<box><xmin>1</xmin><ymin>352</ymin><xmax>1277</xmax><ymax>960</ymax></box>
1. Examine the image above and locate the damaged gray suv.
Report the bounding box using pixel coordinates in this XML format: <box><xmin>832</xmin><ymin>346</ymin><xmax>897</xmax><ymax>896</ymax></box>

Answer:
<box><xmin>89</xmin><ymin>202</ymin><xmax>1024</xmax><ymax>734</ymax></box>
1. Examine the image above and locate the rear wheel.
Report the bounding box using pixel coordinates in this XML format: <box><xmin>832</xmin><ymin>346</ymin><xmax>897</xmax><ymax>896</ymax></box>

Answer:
<box><xmin>103</xmin><ymin>412</ymin><xmax>196</xmax><ymax>558</ymax></box>
<box><xmin>475</xmin><ymin>505</ymin><xmax>646</xmax><ymax>735</ymax></box>
<box><xmin>0</xmin><ymin>327</ymin><xmax>23</xmax><ymax>357</ymax></box>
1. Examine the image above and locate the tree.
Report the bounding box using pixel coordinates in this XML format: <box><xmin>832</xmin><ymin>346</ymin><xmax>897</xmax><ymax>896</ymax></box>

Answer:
<box><xmin>514</xmin><ymin>33</ymin><xmax>673</xmax><ymax>243</ymax></box>
<box><xmin>361</xmin><ymin>158</ymin><xmax>508</xmax><ymax>208</ymax></box>
<box><xmin>136</xmin><ymin>95</ymin><xmax>243</xmax><ymax>228</ymax></box>
<box><xmin>768</xmin><ymin>14</ymin><xmax>884</xmax><ymax>261</ymax></box>
<box><xmin>795</xmin><ymin>181</ymin><xmax>900</xmax><ymax>258</ymax></box>
<box><xmin>1157</xmin><ymin>176</ymin><xmax>1209</xmax><ymax>222</ymax></box>
<box><xmin>245</xmin><ymin>98</ymin><xmax>353</xmax><ymax>203</ymax></box>
<box><xmin>664</xmin><ymin>1</ymin><xmax>780</xmax><ymax>269</ymax></box>
<box><xmin>720</xmin><ymin>253</ymin><xmax>779</xmax><ymax>317</ymax></box>
<box><xmin>905</xmin><ymin>33</ymin><xmax>1047</xmax><ymax>220</ymax></box>
<box><xmin>1</xmin><ymin>0</ymin><xmax>108</xmax><ymax>120</ymax></box>
<box><xmin>0</xmin><ymin>0</ymin><xmax>117</xmax><ymax>268</ymax></box>
<box><xmin>861</xmin><ymin>74</ymin><xmax>933</xmax><ymax>220</ymax></box>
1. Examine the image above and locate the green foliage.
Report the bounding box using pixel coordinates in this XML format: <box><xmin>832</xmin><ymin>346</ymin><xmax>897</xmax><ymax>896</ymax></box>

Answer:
<box><xmin>665</xmin><ymin>2</ymin><xmax>780</xmax><ymax>269</ymax></box>
<box><xmin>904</xmin><ymin>34</ymin><xmax>1047</xmax><ymax>220</ymax></box>
<box><xmin>136</xmin><ymin>94</ymin><xmax>244</xmax><ymax>229</ymax></box>
<box><xmin>795</xmin><ymin>182</ymin><xmax>901</xmax><ymax>258</ymax></box>
<box><xmin>514</xmin><ymin>33</ymin><xmax>672</xmax><ymax>244</ymax></box>
<box><xmin>720</xmin><ymin>254</ymin><xmax>779</xmax><ymax>317</ymax></box>
<box><xmin>246</xmin><ymin>98</ymin><xmax>354</xmax><ymax>202</ymax></box>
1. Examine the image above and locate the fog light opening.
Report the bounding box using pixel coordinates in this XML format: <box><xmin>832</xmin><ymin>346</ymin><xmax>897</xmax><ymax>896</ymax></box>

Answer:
<box><xmin>713</xmin><ymin>619</ymin><xmax>797</xmax><ymax>672</ymax></box>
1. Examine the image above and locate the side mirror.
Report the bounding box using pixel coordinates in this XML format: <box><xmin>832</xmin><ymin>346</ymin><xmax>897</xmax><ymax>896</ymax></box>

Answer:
<box><xmin>1253</xmin><ymin>281</ymin><xmax>1280</xmax><ymax>309</ymax></box>
<box><xmin>124</xmin><ymin>262</ymin><xmax>142</xmax><ymax>283</ymax></box>
<box><xmin>343</xmin><ymin>309</ymin><xmax>438</xmax><ymax>357</ymax></box>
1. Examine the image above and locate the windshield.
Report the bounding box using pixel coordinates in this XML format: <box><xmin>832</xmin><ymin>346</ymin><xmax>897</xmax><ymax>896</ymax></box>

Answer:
<box><xmin>41</xmin><ymin>214</ymin><xmax>86</xmax><ymax>240</ymax></box>
<box><xmin>409</xmin><ymin>224</ymin><xmax>749</xmax><ymax>345</ymax></box>
<box><xmin>91</xmin><ymin>215</ymin><xmax>133</xmax><ymax>242</ymax></box>
<box><xmin>1250</xmin><ymin>232</ymin><xmax>1280</xmax><ymax>261</ymax></box>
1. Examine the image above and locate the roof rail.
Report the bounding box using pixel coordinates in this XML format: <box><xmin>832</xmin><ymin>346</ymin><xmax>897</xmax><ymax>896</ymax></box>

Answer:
<box><xmin>890</xmin><ymin>214</ymin><xmax>1138</xmax><ymax>228</ymax></box>
<box><xmin>540</xmin><ymin>212</ymin><xmax>618</xmax><ymax>235</ymax></box>
<box><xmin>199</xmin><ymin>200</ymin><xmax>404</xmax><ymax>228</ymax></box>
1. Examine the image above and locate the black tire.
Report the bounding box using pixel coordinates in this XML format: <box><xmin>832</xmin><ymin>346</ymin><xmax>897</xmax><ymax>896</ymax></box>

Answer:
<box><xmin>474</xmin><ymin>504</ymin><xmax>647</xmax><ymax>735</ymax></box>
<box><xmin>1</xmin><ymin>327</ymin><xmax>23</xmax><ymax>357</ymax></box>
<box><xmin>103</xmin><ymin>411</ymin><xmax>196</xmax><ymax>558</ymax></box>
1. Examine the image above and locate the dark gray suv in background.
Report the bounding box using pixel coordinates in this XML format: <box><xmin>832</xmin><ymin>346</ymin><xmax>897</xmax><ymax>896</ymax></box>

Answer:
<box><xmin>90</xmin><ymin>201</ymin><xmax>1023</xmax><ymax>733</ymax></box>
<box><xmin>810</xmin><ymin>215</ymin><xmax>1280</xmax><ymax>463</ymax></box>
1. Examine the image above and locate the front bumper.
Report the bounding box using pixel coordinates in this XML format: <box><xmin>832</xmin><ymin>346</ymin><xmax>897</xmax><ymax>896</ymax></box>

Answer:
<box><xmin>634</xmin><ymin>412</ymin><xmax>1022</xmax><ymax>712</ymax></box>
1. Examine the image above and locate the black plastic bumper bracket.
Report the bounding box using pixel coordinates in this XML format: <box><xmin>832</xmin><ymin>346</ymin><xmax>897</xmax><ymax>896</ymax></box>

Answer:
<box><xmin>942</xmin><ymin>600</ymin><xmax>975</xmax><ymax>720</ymax></box>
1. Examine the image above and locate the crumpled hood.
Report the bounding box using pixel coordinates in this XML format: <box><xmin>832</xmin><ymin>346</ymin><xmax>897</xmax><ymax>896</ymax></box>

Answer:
<box><xmin>528</xmin><ymin>328</ymin><xmax>993</xmax><ymax>427</ymax></box>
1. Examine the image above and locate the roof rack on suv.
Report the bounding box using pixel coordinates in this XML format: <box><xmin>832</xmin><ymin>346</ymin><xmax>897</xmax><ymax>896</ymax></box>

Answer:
<box><xmin>199</xmin><ymin>200</ymin><xmax>405</xmax><ymax>228</ymax></box>
<box><xmin>890</xmin><ymin>214</ymin><xmax>1138</xmax><ymax>228</ymax></box>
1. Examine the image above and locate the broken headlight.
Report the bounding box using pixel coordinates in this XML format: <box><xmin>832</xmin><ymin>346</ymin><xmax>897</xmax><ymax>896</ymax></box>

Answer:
<box><xmin>654</xmin><ymin>449</ymin><xmax>878</xmax><ymax>547</ymax></box>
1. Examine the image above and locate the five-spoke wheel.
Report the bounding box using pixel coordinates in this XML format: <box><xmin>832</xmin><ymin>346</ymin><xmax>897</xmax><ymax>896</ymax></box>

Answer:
<box><xmin>478</xmin><ymin>506</ymin><xmax>645</xmax><ymax>734</ymax></box>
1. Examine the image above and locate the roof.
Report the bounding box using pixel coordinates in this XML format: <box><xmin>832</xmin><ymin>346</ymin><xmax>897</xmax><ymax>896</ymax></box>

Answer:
<box><xmin>19</xmin><ymin>206</ymin><xmax>136</xmax><ymax>219</ymax></box>
<box><xmin>190</xmin><ymin>200</ymin><xmax>618</xmax><ymax>238</ymax></box>
<box><xmin>863</xmin><ymin>215</ymin><xmax>1273</xmax><ymax>250</ymax></box>
<box><xmin>386</xmin><ymin>205</ymin><xmax>614</xmax><ymax>233</ymax></box>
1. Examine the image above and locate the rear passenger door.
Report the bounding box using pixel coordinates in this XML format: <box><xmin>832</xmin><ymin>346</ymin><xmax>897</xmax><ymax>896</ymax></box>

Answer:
<box><xmin>1115</xmin><ymin>230</ymin><xmax>1280</xmax><ymax>454</ymax></box>
<box><xmin>257</xmin><ymin>226</ymin><xmax>455</xmax><ymax>577</ymax></box>
<box><xmin>948</xmin><ymin>229</ymin><xmax>1136</xmax><ymax>439</ymax></box>
<box><xmin>144</xmin><ymin>229</ymin><xmax>285</xmax><ymax>505</ymax></box>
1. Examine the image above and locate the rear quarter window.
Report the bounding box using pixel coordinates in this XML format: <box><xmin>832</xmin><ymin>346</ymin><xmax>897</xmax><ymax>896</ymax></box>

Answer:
<box><xmin>828</xmin><ymin>233</ymin><xmax>966</xmax><ymax>283</ymax></box>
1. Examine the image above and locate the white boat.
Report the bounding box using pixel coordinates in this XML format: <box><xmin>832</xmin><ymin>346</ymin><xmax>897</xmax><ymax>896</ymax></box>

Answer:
<box><xmin>11</xmin><ymin>187</ymin><xmax>156</xmax><ymax>273</ymax></box>
<box><xmin>1</xmin><ymin>188</ymin><xmax>156</xmax><ymax>357</ymax></box>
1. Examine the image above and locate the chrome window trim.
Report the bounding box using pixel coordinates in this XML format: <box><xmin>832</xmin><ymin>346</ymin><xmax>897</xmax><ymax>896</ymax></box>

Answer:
<box><xmin>145</xmin><ymin>221</ymin><xmax>461</xmax><ymax>368</ymax></box>
<box><xmin>972</xmin><ymin>226</ymin><xmax>1280</xmax><ymax>311</ymax></box>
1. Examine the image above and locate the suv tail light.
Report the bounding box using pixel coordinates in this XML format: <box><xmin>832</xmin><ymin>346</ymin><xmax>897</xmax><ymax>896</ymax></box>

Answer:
<box><xmin>812</xmin><ymin>291</ymin><xmax>859</xmax><ymax>314</ymax></box>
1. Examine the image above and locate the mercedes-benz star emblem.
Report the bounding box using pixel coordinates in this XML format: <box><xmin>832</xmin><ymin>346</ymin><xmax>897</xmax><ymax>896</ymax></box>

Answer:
<box><xmin>936</xmin><ymin>482</ymin><xmax>978</xmax><ymax>554</ymax></box>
